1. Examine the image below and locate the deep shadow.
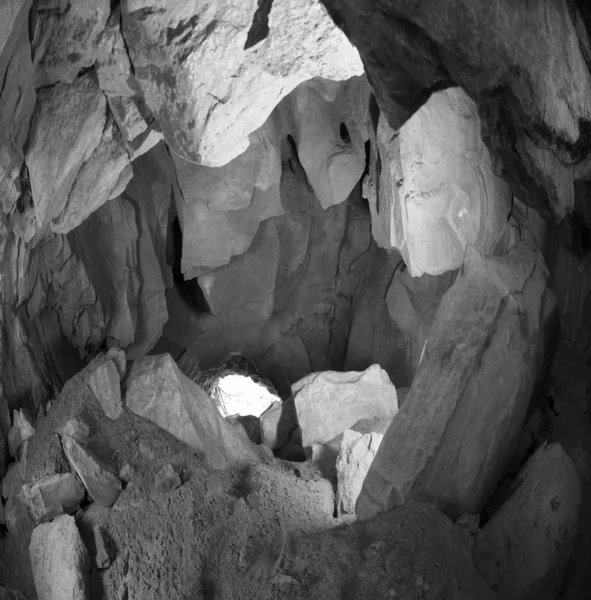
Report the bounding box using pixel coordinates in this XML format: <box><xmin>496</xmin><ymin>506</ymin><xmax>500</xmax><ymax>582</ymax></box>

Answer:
<box><xmin>244</xmin><ymin>0</ymin><xmax>274</xmax><ymax>49</ymax></box>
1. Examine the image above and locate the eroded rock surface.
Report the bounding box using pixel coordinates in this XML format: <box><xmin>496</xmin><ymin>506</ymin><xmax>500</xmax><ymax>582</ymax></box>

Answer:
<box><xmin>357</xmin><ymin>243</ymin><xmax>556</xmax><ymax>520</ymax></box>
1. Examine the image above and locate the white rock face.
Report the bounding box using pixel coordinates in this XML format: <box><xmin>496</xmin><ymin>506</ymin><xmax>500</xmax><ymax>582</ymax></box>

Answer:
<box><xmin>29</xmin><ymin>514</ymin><xmax>90</xmax><ymax>600</ymax></box>
<box><xmin>293</xmin><ymin>364</ymin><xmax>399</xmax><ymax>452</ymax></box>
<box><xmin>367</xmin><ymin>87</ymin><xmax>511</xmax><ymax>276</ymax></box>
<box><xmin>336</xmin><ymin>429</ymin><xmax>384</xmax><ymax>515</ymax></box>
<box><xmin>122</xmin><ymin>0</ymin><xmax>363</xmax><ymax>167</ymax></box>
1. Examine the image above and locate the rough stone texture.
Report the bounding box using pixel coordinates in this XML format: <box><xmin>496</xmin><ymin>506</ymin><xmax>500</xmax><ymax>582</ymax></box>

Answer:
<box><xmin>198</xmin><ymin>220</ymin><xmax>280</xmax><ymax>327</ymax></box>
<box><xmin>280</xmin><ymin>77</ymin><xmax>369</xmax><ymax>209</ymax></box>
<box><xmin>336</xmin><ymin>429</ymin><xmax>383</xmax><ymax>515</ymax></box>
<box><xmin>25</xmin><ymin>73</ymin><xmax>131</xmax><ymax>235</ymax></box>
<box><xmin>259</xmin><ymin>398</ymin><xmax>298</xmax><ymax>450</ymax></box>
<box><xmin>13</xmin><ymin>409</ymin><xmax>35</xmax><ymax>441</ymax></box>
<box><xmin>474</xmin><ymin>443</ymin><xmax>581</xmax><ymax>600</ymax></box>
<box><xmin>125</xmin><ymin>354</ymin><xmax>257</xmax><ymax>469</ymax></box>
<box><xmin>293</xmin><ymin>364</ymin><xmax>398</xmax><ymax>452</ymax></box>
<box><xmin>57</xmin><ymin>419</ymin><xmax>90</xmax><ymax>445</ymax></box>
<box><xmin>357</xmin><ymin>243</ymin><xmax>556</xmax><ymax>521</ymax></box>
<box><xmin>0</xmin><ymin>0</ymin><xmax>36</xmax><ymax>241</ymax></box>
<box><xmin>21</xmin><ymin>472</ymin><xmax>86</xmax><ymax>524</ymax></box>
<box><xmin>154</xmin><ymin>463</ymin><xmax>182</xmax><ymax>493</ymax></box>
<box><xmin>175</xmin><ymin>118</ymin><xmax>283</xmax><ymax>275</ymax></box>
<box><xmin>29</xmin><ymin>514</ymin><xmax>90</xmax><ymax>600</ymax></box>
<box><xmin>87</xmin><ymin>360</ymin><xmax>123</xmax><ymax>420</ymax></box>
<box><xmin>62</xmin><ymin>435</ymin><xmax>122</xmax><ymax>507</ymax></box>
<box><xmin>320</xmin><ymin>0</ymin><xmax>591</xmax><ymax>218</ymax></box>
<box><xmin>368</xmin><ymin>87</ymin><xmax>511</xmax><ymax>276</ymax></box>
<box><xmin>0</xmin><ymin>586</ymin><xmax>25</xmax><ymax>600</ymax></box>
<box><xmin>121</xmin><ymin>0</ymin><xmax>363</xmax><ymax>167</ymax></box>
<box><xmin>30</xmin><ymin>0</ymin><xmax>110</xmax><ymax>87</ymax></box>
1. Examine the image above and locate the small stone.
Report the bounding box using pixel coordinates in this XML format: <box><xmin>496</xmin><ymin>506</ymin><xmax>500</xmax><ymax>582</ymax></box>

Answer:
<box><xmin>62</xmin><ymin>436</ymin><xmax>122</xmax><ymax>507</ymax></box>
<box><xmin>18</xmin><ymin>440</ymin><xmax>28</xmax><ymax>480</ymax></box>
<box><xmin>118</xmin><ymin>463</ymin><xmax>136</xmax><ymax>483</ymax></box>
<box><xmin>154</xmin><ymin>464</ymin><xmax>181</xmax><ymax>493</ymax></box>
<box><xmin>29</xmin><ymin>515</ymin><xmax>90</xmax><ymax>600</ymax></box>
<box><xmin>87</xmin><ymin>360</ymin><xmax>123</xmax><ymax>420</ymax></box>
<box><xmin>21</xmin><ymin>472</ymin><xmax>86</xmax><ymax>525</ymax></box>
<box><xmin>93</xmin><ymin>525</ymin><xmax>115</xmax><ymax>569</ymax></box>
<box><xmin>57</xmin><ymin>418</ymin><xmax>90</xmax><ymax>445</ymax></box>
<box><xmin>104</xmin><ymin>347</ymin><xmax>126</xmax><ymax>379</ymax></box>
<box><xmin>13</xmin><ymin>409</ymin><xmax>35</xmax><ymax>441</ymax></box>
<box><xmin>7</xmin><ymin>427</ymin><xmax>22</xmax><ymax>460</ymax></box>
<box><xmin>455</xmin><ymin>513</ymin><xmax>481</xmax><ymax>535</ymax></box>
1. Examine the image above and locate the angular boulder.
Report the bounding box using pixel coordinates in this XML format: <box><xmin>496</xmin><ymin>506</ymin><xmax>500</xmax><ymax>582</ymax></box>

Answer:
<box><xmin>21</xmin><ymin>472</ymin><xmax>86</xmax><ymax>524</ymax></box>
<box><xmin>61</xmin><ymin>436</ymin><xmax>122</xmax><ymax>508</ymax></box>
<box><xmin>474</xmin><ymin>443</ymin><xmax>581</xmax><ymax>600</ymax></box>
<box><xmin>87</xmin><ymin>360</ymin><xmax>123</xmax><ymax>420</ymax></box>
<box><xmin>29</xmin><ymin>514</ymin><xmax>90</xmax><ymax>600</ymax></box>
<box><xmin>121</xmin><ymin>0</ymin><xmax>362</xmax><ymax>166</ymax></box>
<box><xmin>369</xmin><ymin>87</ymin><xmax>511</xmax><ymax>276</ymax></box>
<box><xmin>293</xmin><ymin>364</ymin><xmax>399</xmax><ymax>453</ymax></box>
<box><xmin>125</xmin><ymin>354</ymin><xmax>257</xmax><ymax>469</ymax></box>
<box><xmin>357</xmin><ymin>243</ymin><xmax>556</xmax><ymax>520</ymax></box>
<box><xmin>336</xmin><ymin>429</ymin><xmax>384</xmax><ymax>515</ymax></box>
<box><xmin>260</xmin><ymin>398</ymin><xmax>298</xmax><ymax>450</ymax></box>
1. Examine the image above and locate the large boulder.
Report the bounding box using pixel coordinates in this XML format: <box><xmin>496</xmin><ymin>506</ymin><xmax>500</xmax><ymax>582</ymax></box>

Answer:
<box><xmin>29</xmin><ymin>514</ymin><xmax>90</xmax><ymax>600</ymax></box>
<box><xmin>319</xmin><ymin>0</ymin><xmax>591</xmax><ymax>218</ymax></box>
<box><xmin>121</xmin><ymin>0</ymin><xmax>362</xmax><ymax>167</ymax></box>
<box><xmin>293</xmin><ymin>364</ymin><xmax>399</xmax><ymax>453</ymax></box>
<box><xmin>368</xmin><ymin>87</ymin><xmax>511</xmax><ymax>276</ymax></box>
<box><xmin>125</xmin><ymin>354</ymin><xmax>257</xmax><ymax>469</ymax></box>
<box><xmin>357</xmin><ymin>243</ymin><xmax>556</xmax><ymax>520</ymax></box>
<box><xmin>474</xmin><ymin>443</ymin><xmax>581</xmax><ymax>600</ymax></box>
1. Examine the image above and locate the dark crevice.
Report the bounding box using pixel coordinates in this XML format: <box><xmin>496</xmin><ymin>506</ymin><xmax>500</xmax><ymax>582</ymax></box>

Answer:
<box><xmin>244</xmin><ymin>0</ymin><xmax>274</xmax><ymax>50</ymax></box>
<box><xmin>339</xmin><ymin>122</ymin><xmax>351</xmax><ymax>144</ymax></box>
<box><xmin>171</xmin><ymin>218</ymin><xmax>211</xmax><ymax>314</ymax></box>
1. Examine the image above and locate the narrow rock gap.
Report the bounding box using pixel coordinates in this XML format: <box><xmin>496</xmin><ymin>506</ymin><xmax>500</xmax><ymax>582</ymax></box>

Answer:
<box><xmin>244</xmin><ymin>0</ymin><xmax>274</xmax><ymax>50</ymax></box>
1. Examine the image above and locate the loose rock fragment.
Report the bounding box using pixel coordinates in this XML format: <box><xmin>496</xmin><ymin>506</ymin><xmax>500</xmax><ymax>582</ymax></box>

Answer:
<box><xmin>260</xmin><ymin>399</ymin><xmax>298</xmax><ymax>450</ymax></box>
<box><xmin>57</xmin><ymin>418</ymin><xmax>91</xmax><ymax>445</ymax></box>
<box><xmin>87</xmin><ymin>359</ymin><xmax>123</xmax><ymax>420</ymax></box>
<box><xmin>29</xmin><ymin>514</ymin><xmax>90</xmax><ymax>600</ymax></box>
<box><xmin>154</xmin><ymin>464</ymin><xmax>182</xmax><ymax>493</ymax></box>
<box><xmin>21</xmin><ymin>472</ymin><xmax>86</xmax><ymax>524</ymax></box>
<box><xmin>62</xmin><ymin>436</ymin><xmax>122</xmax><ymax>507</ymax></box>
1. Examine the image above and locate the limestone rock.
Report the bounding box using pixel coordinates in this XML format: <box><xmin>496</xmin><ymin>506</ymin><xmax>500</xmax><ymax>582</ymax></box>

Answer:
<box><xmin>226</xmin><ymin>415</ymin><xmax>262</xmax><ymax>445</ymax></box>
<box><xmin>336</xmin><ymin>429</ymin><xmax>383</xmax><ymax>515</ymax></box>
<box><xmin>87</xmin><ymin>360</ymin><xmax>123</xmax><ymax>420</ymax></box>
<box><xmin>30</xmin><ymin>0</ymin><xmax>109</xmax><ymax>87</ymax></box>
<box><xmin>29</xmin><ymin>514</ymin><xmax>90</xmax><ymax>600</ymax></box>
<box><xmin>0</xmin><ymin>586</ymin><xmax>25</xmax><ymax>600</ymax></box>
<box><xmin>13</xmin><ymin>409</ymin><xmax>35</xmax><ymax>441</ymax></box>
<box><xmin>93</xmin><ymin>526</ymin><xmax>115</xmax><ymax>569</ymax></box>
<box><xmin>0</xmin><ymin>0</ymin><xmax>36</xmax><ymax>239</ymax></box>
<box><xmin>320</xmin><ymin>0</ymin><xmax>591</xmax><ymax>217</ymax></box>
<box><xmin>25</xmin><ymin>73</ymin><xmax>131</xmax><ymax>234</ymax></box>
<box><xmin>154</xmin><ymin>464</ymin><xmax>182</xmax><ymax>493</ymax></box>
<box><xmin>121</xmin><ymin>0</ymin><xmax>362</xmax><ymax>166</ymax></box>
<box><xmin>61</xmin><ymin>435</ymin><xmax>122</xmax><ymax>507</ymax></box>
<box><xmin>357</xmin><ymin>243</ymin><xmax>556</xmax><ymax>521</ymax></box>
<box><xmin>260</xmin><ymin>398</ymin><xmax>298</xmax><ymax>450</ymax></box>
<box><xmin>474</xmin><ymin>443</ymin><xmax>581</xmax><ymax>600</ymax></box>
<box><xmin>293</xmin><ymin>364</ymin><xmax>399</xmax><ymax>452</ymax></box>
<box><xmin>198</xmin><ymin>220</ymin><xmax>280</xmax><ymax>328</ymax></box>
<box><xmin>281</xmin><ymin>77</ymin><xmax>369</xmax><ymax>209</ymax></box>
<box><xmin>369</xmin><ymin>87</ymin><xmax>511</xmax><ymax>276</ymax></box>
<box><xmin>21</xmin><ymin>472</ymin><xmax>86</xmax><ymax>524</ymax></box>
<box><xmin>175</xmin><ymin>118</ymin><xmax>283</xmax><ymax>275</ymax></box>
<box><xmin>126</xmin><ymin>354</ymin><xmax>257</xmax><ymax>469</ymax></box>
<box><xmin>56</xmin><ymin>419</ymin><xmax>90</xmax><ymax>445</ymax></box>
